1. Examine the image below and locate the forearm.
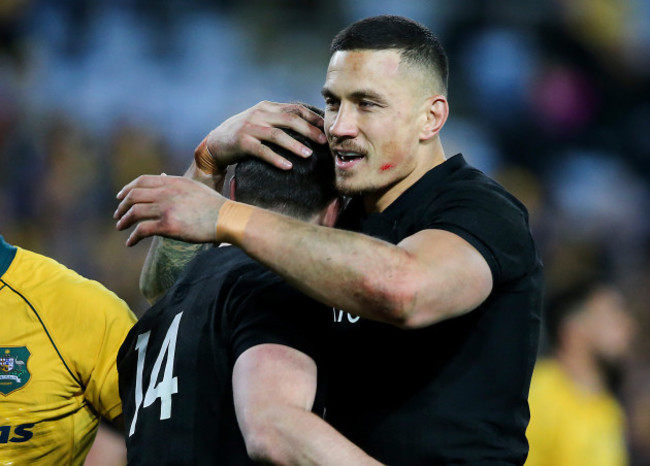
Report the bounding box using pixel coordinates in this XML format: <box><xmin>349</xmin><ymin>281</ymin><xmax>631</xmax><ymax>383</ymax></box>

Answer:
<box><xmin>224</xmin><ymin>206</ymin><xmax>419</xmax><ymax>325</ymax></box>
<box><xmin>245</xmin><ymin>406</ymin><xmax>382</xmax><ymax>465</ymax></box>
<box><xmin>139</xmin><ymin>162</ymin><xmax>226</xmax><ymax>303</ymax></box>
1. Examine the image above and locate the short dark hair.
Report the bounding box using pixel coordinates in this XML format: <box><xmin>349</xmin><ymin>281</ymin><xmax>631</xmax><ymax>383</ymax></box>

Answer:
<box><xmin>330</xmin><ymin>15</ymin><xmax>449</xmax><ymax>95</ymax></box>
<box><xmin>234</xmin><ymin>106</ymin><xmax>336</xmax><ymax>220</ymax></box>
<box><xmin>544</xmin><ymin>278</ymin><xmax>606</xmax><ymax>349</ymax></box>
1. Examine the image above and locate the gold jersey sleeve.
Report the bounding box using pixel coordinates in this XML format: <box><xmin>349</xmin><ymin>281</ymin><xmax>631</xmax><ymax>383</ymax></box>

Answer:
<box><xmin>525</xmin><ymin>359</ymin><xmax>628</xmax><ymax>466</ymax></box>
<box><xmin>0</xmin><ymin>245</ymin><xmax>137</xmax><ymax>465</ymax></box>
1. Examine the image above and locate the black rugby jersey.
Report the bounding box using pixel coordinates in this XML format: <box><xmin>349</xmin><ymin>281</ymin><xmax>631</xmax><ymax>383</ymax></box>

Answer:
<box><xmin>329</xmin><ymin>154</ymin><xmax>544</xmax><ymax>465</ymax></box>
<box><xmin>118</xmin><ymin>246</ymin><xmax>328</xmax><ymax>465</ymax></box>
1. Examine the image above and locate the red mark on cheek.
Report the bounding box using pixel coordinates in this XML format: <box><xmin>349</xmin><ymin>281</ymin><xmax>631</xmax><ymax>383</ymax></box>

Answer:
<box><xmin>380</xmin><ymin>163</ymin><xmax>394</xmax><ymax>172</ymax></box>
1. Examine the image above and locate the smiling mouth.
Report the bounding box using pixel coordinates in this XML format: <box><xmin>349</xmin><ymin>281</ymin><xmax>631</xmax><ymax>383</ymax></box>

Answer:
<box><xmin>334</xmin><ymin>151</ymin><xmax>365</xmax><ymax>170</ymax></box>
<box><xmin>335</xmin><ymin>151</ymin><xmax>364</xmax><ymax>162</ymax></box>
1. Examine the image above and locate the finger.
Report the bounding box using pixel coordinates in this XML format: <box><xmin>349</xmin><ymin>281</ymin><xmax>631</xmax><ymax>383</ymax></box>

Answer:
<box><xmin>231</xmin><ymin>132</ymin><xmax>290</xmax><ymax>170</ymax></box>
<box><xmin>282</xmin><ymin>102</ymin><xmax>325</xmax><ymax>128</ymax></box>
<box><xmin>273</xmin><ymin>111</ymin><xmax>327</xmax><ymax>146</ymax></box>
<box><xmin>257</xmin><ymin>143</ymin><xmax>294</xmax><ymax>170</ymax></box>
<box><xmin>264</xmin><ymin>125</ymin><xmax>322</xmax><ymax>160</ymax></box>
<box><xmin>116</xmin><ymin>174</ymin><xmax>171</xmax><ymax>200</ymax></box>
<box><xmin>116</xmin><ymin>203</ymin><xmax>161</xmax><ymax>231</ymax></box>
<box><xmin>126</xmin><ymin>220</ymin><xmax>160</xmax><ymax>247</ymax></box>
<box><xmin>114</xmin><ymin>187</ymin><xmax>163</xmax><ymax>220</ymax></box>
<box><xmin>253</xmin><ymin>102</ymin><xmax>326</xmax><ymax>145</ymax></box>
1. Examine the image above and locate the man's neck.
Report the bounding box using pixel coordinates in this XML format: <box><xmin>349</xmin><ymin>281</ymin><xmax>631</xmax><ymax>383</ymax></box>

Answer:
<box><xmin>364</xmin><ymin>142</ymin><xmax>446</xmax><ymax>213</ymax></box>
<box><xmin>556</xmin><ymin>348</ymin><xmax>607</xmax><ymax>395</ymax></box>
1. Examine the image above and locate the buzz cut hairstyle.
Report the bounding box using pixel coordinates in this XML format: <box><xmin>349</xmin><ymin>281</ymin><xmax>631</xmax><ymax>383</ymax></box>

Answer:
<box><xmin>234</xmin><ymin>104</ymin><xmax>337</xmax><ymax>220</ymax></box>
<box><xmin>330</xmin><ymin>15</ymin><xmax>449</xmax><ymax>96</ymax></box>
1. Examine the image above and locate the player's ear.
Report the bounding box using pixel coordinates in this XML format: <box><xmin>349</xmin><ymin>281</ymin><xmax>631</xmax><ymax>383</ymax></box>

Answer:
<box><xmin>420</xmin><ymin>95</ymin><xmax>448</xmax><ymax>141</ymax></box>
<box><xmin>320</xmin><ymin>197</ymin><xmax>343</xmax><ymax>228</ymax></box>
<box><xmin>229</xmin><ymin>177</ymin><xmax>237</xmax><ymax>201</ymax></box>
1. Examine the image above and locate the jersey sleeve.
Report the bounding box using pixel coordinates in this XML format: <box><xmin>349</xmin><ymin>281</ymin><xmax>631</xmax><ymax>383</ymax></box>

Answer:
<box><xmin>227</xmin><ymin>279</ymin><xmax>326</xmax><ymax>365</ymax></box>
<box><xmin>422</xmin><ymin>183</ymin><xmax>538</xmax><ymax>285</ymax></box>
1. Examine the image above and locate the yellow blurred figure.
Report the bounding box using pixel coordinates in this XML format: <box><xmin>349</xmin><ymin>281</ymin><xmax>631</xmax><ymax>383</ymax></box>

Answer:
<box><xmin>526</xmin><ymin>281</ymin><xmax>633</xmax><ymax>466</ymax></box>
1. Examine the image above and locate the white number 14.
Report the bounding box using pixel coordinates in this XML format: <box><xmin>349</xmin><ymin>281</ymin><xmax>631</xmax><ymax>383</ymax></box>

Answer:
<box><xmin>129</xmin><ymin>311</ymin><xmax>183</xmax><ymax>436</ymax></box>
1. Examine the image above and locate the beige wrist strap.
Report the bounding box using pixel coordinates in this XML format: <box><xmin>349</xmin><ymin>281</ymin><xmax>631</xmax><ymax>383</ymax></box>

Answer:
<box><xmin>194</xmin><ymin>138</ymin><xmax>226</xmax><ymax>175</ymax></box>
<box><xmin>216</xmin><ymin>201</ymin><xmax>255</xmax><ymax>244</ymax></box>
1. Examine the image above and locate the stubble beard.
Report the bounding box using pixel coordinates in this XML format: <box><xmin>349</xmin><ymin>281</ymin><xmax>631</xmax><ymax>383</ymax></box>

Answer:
<box><xmin>335</xmin><ymin>172</ymin><xmax>374</xmax><ymax>198</ymax></box>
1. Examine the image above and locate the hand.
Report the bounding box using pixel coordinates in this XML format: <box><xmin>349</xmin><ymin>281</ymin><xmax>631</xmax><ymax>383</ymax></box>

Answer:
<box><xmin>114</xmin><ymin>175</ymin><xmax>226</xmax><ymax>246</ymax></box>
<box><xmin>199</xmin><ymin>101</ymin><xmax>326</xmax><ymax>172</ymax></box>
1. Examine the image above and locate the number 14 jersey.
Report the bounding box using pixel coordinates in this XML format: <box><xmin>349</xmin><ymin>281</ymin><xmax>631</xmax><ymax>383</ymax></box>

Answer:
<box><xmin>117</xmin><ymin>245</ymin><xmax>328</xmax><ymax>465</ymax></box>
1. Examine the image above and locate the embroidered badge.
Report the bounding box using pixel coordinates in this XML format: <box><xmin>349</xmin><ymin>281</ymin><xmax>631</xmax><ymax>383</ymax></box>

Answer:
<box><xmin>0</xmin><ymin>347</ymin><xmax>31</xmax><ymax>396</ymax></box>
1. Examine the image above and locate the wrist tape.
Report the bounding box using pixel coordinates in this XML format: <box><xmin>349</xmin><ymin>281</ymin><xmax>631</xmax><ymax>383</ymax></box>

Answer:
<box><xmin>215</xmin><ymin>200</ymin><xmax>254</xmax><ymax>244</ymax></box>
<box><xmin>195</xmin><ymin>138</ymin><xmax>226</xmax><ymax>175</ymax></box>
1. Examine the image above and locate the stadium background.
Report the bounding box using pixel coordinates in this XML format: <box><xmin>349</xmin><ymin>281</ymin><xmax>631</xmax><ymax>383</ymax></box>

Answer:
<box><xmin>1</xmin><ymin>0</ymin><xmax>649</xmax><ymax>463</ymax></box>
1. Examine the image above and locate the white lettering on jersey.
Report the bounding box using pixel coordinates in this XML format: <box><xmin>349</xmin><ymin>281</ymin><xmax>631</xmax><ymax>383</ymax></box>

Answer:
<box><xmin>332</xmin><ymin>308</ymin><xmax>360</xmax><ymax>323</ymax></box>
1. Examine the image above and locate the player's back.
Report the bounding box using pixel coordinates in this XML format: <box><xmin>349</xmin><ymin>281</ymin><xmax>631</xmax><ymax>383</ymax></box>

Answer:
<box><xmin>118</xmin><ymin>245</ymin><xmax>327</xmax><ymax>465</ymax></box>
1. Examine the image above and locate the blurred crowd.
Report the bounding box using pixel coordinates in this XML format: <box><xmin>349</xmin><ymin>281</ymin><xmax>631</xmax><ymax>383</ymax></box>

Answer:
<box><xmin>1</xmin><ymin>0</ymin><xmax>649</xmax><ymax>463</ymax></box>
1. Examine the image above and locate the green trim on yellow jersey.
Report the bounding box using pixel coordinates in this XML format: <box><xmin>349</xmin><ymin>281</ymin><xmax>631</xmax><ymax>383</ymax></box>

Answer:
<box><xmin>0</xmin><ymin>235</ymin><xmax>17</xmax><ymax>276</ymax></box>
<box><xmin>1</xmin><ymin>278</ymin><xmax>82</xmax><ymax>387</ymax></box>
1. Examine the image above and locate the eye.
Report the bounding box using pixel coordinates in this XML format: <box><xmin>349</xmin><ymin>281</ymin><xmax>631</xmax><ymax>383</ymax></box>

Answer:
<box><xmin>324</xmin><ymin>98</ymin><xmax>339</xmax><ymax>111</ymax></box>
<box><xmin>358</xmin><ymin>100</ymin><xmax>377</xmax><ymax>109</ymax></box>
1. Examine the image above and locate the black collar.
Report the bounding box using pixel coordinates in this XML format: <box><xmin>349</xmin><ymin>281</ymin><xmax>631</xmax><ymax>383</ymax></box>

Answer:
<box><xmin>347</xmin><ymin>153</ymin><xmax>468</xmax><ymax>221</ymax></box>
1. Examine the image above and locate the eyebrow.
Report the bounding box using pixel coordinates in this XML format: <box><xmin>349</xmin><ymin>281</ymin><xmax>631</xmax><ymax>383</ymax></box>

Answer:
<box><xmin>321</xmin><ymin>87</ymin><xmax>387</xmax><ymax>105</ymax></box>
<box><xmin>321</xmin><ymin>87</ymin><xmax>335</xmax><ymax>99</ymax></box>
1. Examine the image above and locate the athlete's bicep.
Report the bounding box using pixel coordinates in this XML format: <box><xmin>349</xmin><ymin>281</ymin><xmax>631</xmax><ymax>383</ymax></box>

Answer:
<box><xmin>232</xmin><ymin>343</ymin><xmax>317</xmax><ymax>440</ymax></box>
<box><xmin>397</xmin><ymin>228</ymin><xmax>493</xmax><ymax>327</ymax></box>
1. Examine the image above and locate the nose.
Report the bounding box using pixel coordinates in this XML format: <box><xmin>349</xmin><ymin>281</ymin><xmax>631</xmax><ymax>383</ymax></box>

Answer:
<box><xmin>328</xmin><ymin>102</ymin><xmax>358</xmax><ymax>139</ymax></box>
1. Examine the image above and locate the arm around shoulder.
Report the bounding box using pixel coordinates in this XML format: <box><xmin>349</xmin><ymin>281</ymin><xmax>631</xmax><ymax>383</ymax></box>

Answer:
<box><xmin>232</xmin><ymin>206</ymin><xmax>492</xmax><ymax>329</ymax></box>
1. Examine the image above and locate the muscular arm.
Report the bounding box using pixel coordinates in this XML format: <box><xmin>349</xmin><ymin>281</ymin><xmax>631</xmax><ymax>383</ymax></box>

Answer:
<box><xmin>116</xmin><ymin>178</ymin><xmax>492</xmax><ymax>328</ymax></box>
<box><xmin>233</xmin><ymin>344</ymin><xmax>381</xmax><ymax>465</ymax></box>
<box><xmin>227</xmin><ymin>207</ymin><xmax>493</xmax><ymax>328</ymax></box>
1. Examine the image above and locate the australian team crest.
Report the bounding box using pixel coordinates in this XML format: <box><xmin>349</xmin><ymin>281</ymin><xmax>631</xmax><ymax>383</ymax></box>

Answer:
<box><xmin>0</xmin><ymin>347</ymin><xmax>31</xmax><ymax>395</ymax></box>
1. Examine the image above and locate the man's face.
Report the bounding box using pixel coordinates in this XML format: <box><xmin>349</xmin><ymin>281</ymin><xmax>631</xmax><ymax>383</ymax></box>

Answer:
<box><xmin>322</xmin><ymin>50</ymin><xmax>429</xmax><ymax>201</ymax></box>
<box><xmin>581</xmin><ymin>287</ymin><xmax>634</xmax><ymax>364</ymax></box>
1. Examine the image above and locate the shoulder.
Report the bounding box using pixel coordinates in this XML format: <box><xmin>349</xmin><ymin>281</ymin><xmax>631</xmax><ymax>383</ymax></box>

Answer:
<box><xmin>433</xmin><ymin>167</ymin><xmax>529</xmax><ymax>220</ymax></box>
<box><xmin>422</xmin><ymin>172</ymin><xmax>540</xmax><ymax>282</ymax></box>
<box><xmin>6</xmin><ymin>248</ymin><xmax>133</xmax><ymax>318</ymax></box>
<box><xmin>174</xmin><ymin>245</ymin><xmax>287</xmax><ymax>317</ymax></box>
<box><xmin>186</xmin><ymin>245</ymin><xmax>273</xmax><ymax>285</ymax></box>
<box><xmin>397</xmin><ymin>158</ymin><xmax>532</xmax><ymax>241</ymax></box>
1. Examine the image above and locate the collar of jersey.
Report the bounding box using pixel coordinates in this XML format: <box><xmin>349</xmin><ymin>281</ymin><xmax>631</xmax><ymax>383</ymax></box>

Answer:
<box><xmin>364</xmin><ymin>153</ymin><xmax>467</xmax><ymax>221</ymax></box>
<box><xmin>0</xmin><ymin>235</ymin><xmax>17</xmax><ymax>277</ymax></box>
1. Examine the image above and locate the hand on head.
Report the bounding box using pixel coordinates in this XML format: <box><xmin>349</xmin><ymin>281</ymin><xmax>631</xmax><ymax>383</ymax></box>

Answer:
<box><xmin>198</xmin><ymin>101</ymin><xmax>326</xmax><ymax>173</ymax></box>
<box><xmin>114</xmin><ymin>175</ymin><xmax>226</xmax><ymax>246</ymax></box>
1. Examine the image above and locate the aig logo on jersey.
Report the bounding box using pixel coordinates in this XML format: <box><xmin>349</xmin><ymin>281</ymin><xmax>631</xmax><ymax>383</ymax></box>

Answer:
<box><xmin>0</xmin><ymin>347</ymin><xmax>31</xmax><ymax>396</ymax></box>
<box><xmin>332</xmin><ymin>308</ymin><xmax>360</xmax><ymax>324</ymax></box>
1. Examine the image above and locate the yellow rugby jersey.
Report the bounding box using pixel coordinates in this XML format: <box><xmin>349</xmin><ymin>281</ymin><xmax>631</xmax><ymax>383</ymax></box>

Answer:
<box><xmin>526</xmin><ymin>358</ymin><xmax>628</xmax><ymax>466</ymax></box>
<box><xmin>0</xmin><ymin>236</ymin><xmax>136</xmax><ymax>465</ymax></box>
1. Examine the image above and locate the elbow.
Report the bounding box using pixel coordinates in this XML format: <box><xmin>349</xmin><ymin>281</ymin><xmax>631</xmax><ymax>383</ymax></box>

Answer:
<box><xmin>361</xmin><ymin>276</ymin><xmax>423</xmax><ymax>329</ymax></box>
<box><xmin>244</xmin><ymin>426</ymin><xmax>280</xmax><ymax>464</ymax></box>
<box><xmin>242</xmin><ymin>412</ymin><xmax>289</xmax><ymax>464</ymax></box>
<box><xmin>363</xmin><ymin>276</ymin><xmax>458</xmax><ymax>330</ymax></box>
